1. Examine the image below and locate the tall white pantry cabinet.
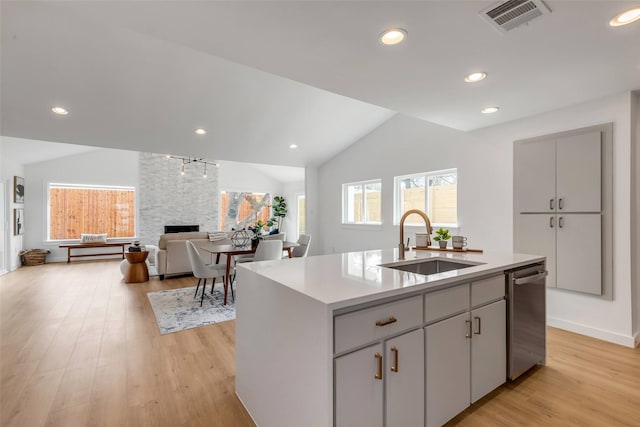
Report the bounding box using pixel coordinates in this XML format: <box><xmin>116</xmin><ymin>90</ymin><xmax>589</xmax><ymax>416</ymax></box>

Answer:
<box><xmin>513</xmin><ymin>123</ymin><xmax>613</xmax><ymax>297</ymax></box>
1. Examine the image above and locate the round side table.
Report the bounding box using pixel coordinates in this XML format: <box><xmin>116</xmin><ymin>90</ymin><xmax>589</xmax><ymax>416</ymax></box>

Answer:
<box><xmin>124</xmin><ymin>251</ymin><xmax>149</xmax><ymax>283</ymax></box>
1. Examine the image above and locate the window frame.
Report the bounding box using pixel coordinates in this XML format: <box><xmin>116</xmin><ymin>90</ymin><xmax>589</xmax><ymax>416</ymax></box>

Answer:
<box><xmin>219</xmin><ymin>190</ymin><xmax>273</xmax><ymax>231</ymax></box>
<box><xmin>296</xmin><ymin>194</ymin><xmax>306</xmax><ymax>241</ymax></box>
<box><xmin>341</xmin><ymin>179</ymin><xmax>382</xmax><ymax>226</ymax></box>
<box><xmin>393</xmin><ymin>168</ymin><xmax>458</xmax><ymax>227</ymax></box>
<box><xmin>46</xmin><ymin>182</ymin><xmax>137</xmax><ymax>242</ymax></box>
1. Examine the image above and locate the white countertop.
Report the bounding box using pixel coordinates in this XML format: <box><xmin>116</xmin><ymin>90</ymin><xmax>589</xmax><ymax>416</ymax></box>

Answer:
<box><xmin>239</xmin><ymin>248</ymin><xmax>544</xmax><ymax>309</ymax></box>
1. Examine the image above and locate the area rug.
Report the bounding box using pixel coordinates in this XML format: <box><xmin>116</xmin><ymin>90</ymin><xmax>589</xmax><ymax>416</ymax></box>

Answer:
<box><xmin>147</xmin><ymin>286</ymin><xmax>235</xmax><ymax>334</ymax></box>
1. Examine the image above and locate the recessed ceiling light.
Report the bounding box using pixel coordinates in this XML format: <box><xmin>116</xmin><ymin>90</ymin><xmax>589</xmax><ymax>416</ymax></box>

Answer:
<box><xmin>464</xmin><ymin>72</ymin><xmax>487</xmax><ymax>83</ymax></box>
<box><xmin>289</xmin><ymin>144</ymin><xmax>298</xmax><ymax>149</ymax></box>
<box><xmin>194</xmin><ymin>128</ymin><xmax>207</xmax><ymax>135</ymax></box>
<box><xmin>379</xmin><ymin>28</ymin><xmax>407</xmax><ymax>46</ymax></box>
<box><xmin>481</xmin><ymin>106</ymin><xmax>500</xmax><ymax>114</ymax></box>
<box><xmin>51</xmin><ymin>106</ymin><xmax>69</xmax><ymax>115</ymax></box>
<box><xmin>610</xmin><ymin>7</ymin><xmax>640</xmax><ymax>26</ymax></box>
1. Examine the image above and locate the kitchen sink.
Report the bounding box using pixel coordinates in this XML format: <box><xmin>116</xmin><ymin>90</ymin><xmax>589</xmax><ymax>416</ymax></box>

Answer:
<box><xmin>381</xmin><ymin>258</ymin><xmax>481</xmax><ymax>275</ymax></box>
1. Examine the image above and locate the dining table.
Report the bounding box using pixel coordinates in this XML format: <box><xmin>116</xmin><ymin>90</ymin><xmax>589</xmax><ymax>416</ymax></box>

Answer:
<box><xmin>199</xmin><ymin>241</ymin><xmax>299</xmax><ymax>305</ymax></box>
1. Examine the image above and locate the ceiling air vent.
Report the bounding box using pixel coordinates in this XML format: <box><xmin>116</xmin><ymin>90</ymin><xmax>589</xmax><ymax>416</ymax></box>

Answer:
<box><xmin>479</xmin><ymin>0</ymin><xmax>551</xmax><ymax>33</ymax></box>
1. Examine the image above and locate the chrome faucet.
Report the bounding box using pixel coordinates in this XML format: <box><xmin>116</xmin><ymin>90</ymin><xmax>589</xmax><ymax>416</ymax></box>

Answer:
<box><xmin>398</xmin><ymin>209</ymin><xmax>433</xmax><ymax>260</ymax></box>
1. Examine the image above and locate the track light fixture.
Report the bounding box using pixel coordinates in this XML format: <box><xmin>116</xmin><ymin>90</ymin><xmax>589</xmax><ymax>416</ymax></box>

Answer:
<box><xmin>167</xmin><ymin>155</ymin><xmax>218</xmax><ymax>178</ymax></box>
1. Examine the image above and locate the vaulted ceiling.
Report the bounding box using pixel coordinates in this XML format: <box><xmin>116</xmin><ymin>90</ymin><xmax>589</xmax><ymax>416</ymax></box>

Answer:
<box><xmin>2</xmin><ymin>1</ymin><xmax>639</xmax><ymax>167</ymax></box>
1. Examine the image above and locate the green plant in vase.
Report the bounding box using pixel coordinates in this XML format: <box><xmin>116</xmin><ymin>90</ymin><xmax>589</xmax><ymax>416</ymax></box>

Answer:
<box><xmin>433</xmin><ymin>228</ymin><xmax>451</xmax><ymax>249</ymax></box>
<box><xmin>249</xmin><ymin>220</ymin><xmax>268</xmax><ymax>247</ymax></box>
<box><xmin>266</xmin><ymin>196</ymin><xmax>288</xmax><ymax>231</ymax></box>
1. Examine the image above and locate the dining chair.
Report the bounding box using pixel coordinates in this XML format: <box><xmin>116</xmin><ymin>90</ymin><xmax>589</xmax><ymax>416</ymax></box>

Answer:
<box><xmin>253</xmin><ymin>240</ymin><xmax>284</xmax><ymax>262</ymax></box>
<box><xmin>291</xmin><ymin>234</ymin><xmax>311</xmax><ymax>258</ymax></box>
<box><xmin>235</xmin><ymin>233</ymin><xmax>286</xmax><ymax>263</ymax></box>
<box><xmin>186</xmin><ymin>240</ymin><xmax>234</xmax><ymax>306</ymax></box>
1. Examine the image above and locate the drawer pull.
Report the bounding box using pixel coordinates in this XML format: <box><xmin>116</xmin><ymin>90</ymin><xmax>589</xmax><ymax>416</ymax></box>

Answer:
<box><xmin>375</xmin><ymin>316</ymin><xmax>397</xmax><ymax>327</ymax></box>
<box><xmin>465</xmin><ymin>319</ymin><xmax>472</xmax><ymax>338</ymax></box>
<box><xmin>390</xmin><ymin>346</ymin><xmax>398</xmax><ymax>372</ymax></box>
<box><xmin>374</xmin><ymin>352</ymin><xmax>383</xmax><ymax>380</ymax></box>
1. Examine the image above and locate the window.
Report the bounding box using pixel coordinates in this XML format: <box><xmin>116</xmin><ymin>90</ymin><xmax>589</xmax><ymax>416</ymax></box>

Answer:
<box><xmin>394</xmin><ymin>169</ymin><xmax>457</xmax><ymax>226</ymax></box>
<box><xmin>342</xmin><ymin>180</ymin><xmax>382</xmax><ymax>225</ymax></box>
<box><xmin>48</xmin><ymin>183</ymin><xmax>135</xmax><ymax>240</ymax></box>
<box><xmin>220</xmin><ymin>191</ymin><xmax>271</xmax><ymax>231</ymax></box>
<box><xmin>297</xmin><ymin>194</ymin><xmax>306</xmax><ymax>238</ymax></box>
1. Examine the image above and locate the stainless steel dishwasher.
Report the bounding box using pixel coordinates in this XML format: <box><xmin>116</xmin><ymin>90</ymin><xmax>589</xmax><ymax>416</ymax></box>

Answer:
<box><xmin>506</xmin><ymin>263</ymin><xmax>547</xmax><ymax>380</ymax></box>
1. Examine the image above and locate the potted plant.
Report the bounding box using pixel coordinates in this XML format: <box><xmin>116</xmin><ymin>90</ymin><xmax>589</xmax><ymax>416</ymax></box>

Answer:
<box><xmin>267</xmin><ymin>196</ymin><xmax>287</xmax><ymax>231</ymax></box>
<box><xmin>248</xmin><ymin>220</ymin><xmax>268</xmax><ymax>248</ymax></box>
<box><xmin>433</xmin><ymin>228</ymin><xmax>451</xmax><ymax>249</ymax></box>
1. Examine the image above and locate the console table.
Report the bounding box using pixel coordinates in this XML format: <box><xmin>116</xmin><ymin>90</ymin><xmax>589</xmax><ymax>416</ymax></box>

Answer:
<box><xmin>59</xmin><ymin>242</ymin><xmax>131</xmax><ymax>263</ymax></box>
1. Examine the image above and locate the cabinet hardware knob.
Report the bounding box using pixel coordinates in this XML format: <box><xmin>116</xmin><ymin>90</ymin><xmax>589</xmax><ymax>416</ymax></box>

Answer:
<box><xmin>465</xmin><ymin>319</ymin><xmax>472</xmax><ymax>338</ymax></box>
<box><xmin>559</xmin><ymin>198</ymin><xmax>564</xmax><ymax>210</ymax></box>
<box><xmin>550</xmin><ymin>217</ymin><xmax>554</xmax><ymax>228</ymax></box>
<box><xmin>474</xmin><ymin>316</ymin><xmax>482</xmax><ymax>335</ymax></box>
<box><xmin>375</xmin><ymin>316</ymin><xmax>397</xmax><ymax>327</ymax></box>
<box><xmin>390</xmin><ymin>346</ymin><xmax>398</xmax><ymax>372</ymax></box>
<box><xmin>374</xmin><ymin>352</ymin><xmax>383</xmax><ymax>380</ymax></box>
<box><xmin>559</xmin><ymin>217</ymin><xmax>564</xmax><ymax>228</ymax></box>
<box><xmin>550</xmin><ymin>198</ymin><xmax>554</xmax><ymax>210</ymax></box>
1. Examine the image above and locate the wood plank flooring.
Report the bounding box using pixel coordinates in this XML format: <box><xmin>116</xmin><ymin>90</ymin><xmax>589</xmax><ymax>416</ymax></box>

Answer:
<box><xmin>1</xmin><ymin>261</ymin><xmax>639</xmax><ymax>426</ymax></box>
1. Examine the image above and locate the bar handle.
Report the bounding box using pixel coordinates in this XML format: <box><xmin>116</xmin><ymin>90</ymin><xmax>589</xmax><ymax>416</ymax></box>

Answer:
<box><xmin>559</xmin><ymin>198</ymin><xmax>564</xmax><ymax>210</ymax></box>
<box><xmin>390</xmin><ymin>346</ymin><xmax>398</xmax><ymax>372</ymax></box>
<box><xmin>375</xmin><ymin>316</ymin><xmax>397</xmax><ymax>327</ymax></box>
<box><xmin>550</xmin><ymin>198</ymin><xmax>554</xmax><ymax>210</ymax></box>
<box><xmin>559</xmin><ymin>216</ymin><xmax>564</xmax><ymax>228</ymax></box>
<box><xmin>465</xmin><ymin>319</ymin><xmax>472</xmax><ymax>338</ymax></box>
<box><xmin>374</xmin><ymin>352</ymin><xmax>383</xmax><ymax>380</ymax></box>
<box><xmin>550</xmin><ymin>216</ymin><xmax>554</xmax><ymax>228</ymax></box>
<box><xmin>514</xmin><ymin>271</ymin><xmax>549</xmax><ymax>285</ymax></box>
<box><xmin>474</xmin><ymin>316</ymin><xmax>482</xmax><ymax>335</ymax></box>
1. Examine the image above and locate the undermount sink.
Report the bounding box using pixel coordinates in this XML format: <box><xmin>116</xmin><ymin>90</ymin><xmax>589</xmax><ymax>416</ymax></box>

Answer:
<box><xmin>381</xmin><ymin>258</ymin><xmax>481</xmax><ymax>275</ymax></box>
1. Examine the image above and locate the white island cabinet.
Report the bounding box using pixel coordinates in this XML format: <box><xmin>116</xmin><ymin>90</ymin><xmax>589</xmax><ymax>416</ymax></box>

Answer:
<box><xmin>235</xmin><ymin>249</ymin><xmax>544</xmax><ymax>427</ymax></box>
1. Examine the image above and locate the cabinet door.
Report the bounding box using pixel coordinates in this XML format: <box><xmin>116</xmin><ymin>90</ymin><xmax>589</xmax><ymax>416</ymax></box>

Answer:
<box><xmin>514</xmin><ymin>214</ymin><xmax>557</xmax><ymax>287</ymax></box>
<box><xmin>335</xmin><ymin>343</ymin><xmax>383</xmax><ymax>427</ymax></box>
<box><xmin>425</xmin><ymin>312</ymin><xmax>470</xmax><ymax>427</ymax></box>
<box><xmin>386</xmin><ymin>329</ymin><xmax>424</xmax><ymax>427</ymax></box>
<box><xmin>556</xmin><ymin>214</ymin><xmax>602</xmax><ymax>295</ymax></box>
<box><xmin>514</xmin><ymin>139</ymin><xmax>556</xmax><ymax>213</ymax></box>
<box><xmin>556</xmin><ymin>131</ymin><xmax>601</xmax><ymax>213</ymax></box>
<box><xmin>471</xmin><ymin>300</ymin><xmax>506</xmax><ymax>403</ymax></box>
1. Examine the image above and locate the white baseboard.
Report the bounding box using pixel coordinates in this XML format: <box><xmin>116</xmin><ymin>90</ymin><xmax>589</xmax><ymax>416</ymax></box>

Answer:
<box><xmin>634</xmin><ymin>331</ymin><xmax>639</xmax><ymax>348</ymax></box>
<box><xmin>548</xmin><ymin>316</ymin><xmax>636</xmax><ymax>348</ymax></box>
<box><xmin>0</xmin><ymin>269</ymin><xmax>7</xmax><ymax>276</ymax></box>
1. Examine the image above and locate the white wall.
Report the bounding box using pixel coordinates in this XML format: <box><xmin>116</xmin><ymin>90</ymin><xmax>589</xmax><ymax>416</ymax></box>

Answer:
<box><xmin>24</xmin><ymin>148</ymin><xmax>138</xmax><ymax>263</ymax></box>
<box><xmin>0</xmin><ymin>141</ymin><xmax>25</xmax><ymax>271</ymax></box>
<box><xmin>218</xmin><ymin>161</ymin><xmax>284</xmax><ymax>195</ymax></box>
<box><xmin>305</xmin><ymin>166</ymin><xmax>320</xmax><ymax>256</ymax></box>
<box><xmin>317</xmin><ymin>114</ymin><xmax>509</xmax><ymax>255</ymax></box>
<box><xmin>317</xmin><ymin>91</ymin><xmax>636</xmax><ymax>347</ymax></box>
<box><xmin>475</xmin><ymin>91</ymin><xmax>635</xmax><ymax>347</ymax></box>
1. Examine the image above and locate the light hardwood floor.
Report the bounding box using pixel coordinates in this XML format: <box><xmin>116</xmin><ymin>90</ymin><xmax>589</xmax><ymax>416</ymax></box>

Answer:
<box><xmin>1</xmin><ymin>261</ymin><xmax>639</xmax><ymax>426</ymax></box>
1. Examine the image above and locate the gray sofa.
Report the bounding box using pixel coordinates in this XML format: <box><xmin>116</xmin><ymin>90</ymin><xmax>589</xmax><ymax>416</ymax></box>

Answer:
<box><xmin>156</xmin><ymin>231</ymin><xmax>231</xmax><ymax>280</ymax></box>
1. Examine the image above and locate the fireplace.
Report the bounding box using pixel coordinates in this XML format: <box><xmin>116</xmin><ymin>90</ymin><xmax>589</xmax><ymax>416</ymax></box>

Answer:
<box><xmin>164</xmin><ymin>225</ymin><xmax>199</xmax><ymax>234</ymax></box>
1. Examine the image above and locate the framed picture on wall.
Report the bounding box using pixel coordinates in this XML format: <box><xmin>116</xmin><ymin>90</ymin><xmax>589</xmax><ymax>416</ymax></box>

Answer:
<box><xmin>14</xmin><ymin>208</ymin><xmax>24</xmax><ymax>235</ymax></box>
<box><xmin>14</xmin><ymin>176</ymin><xmax>24</xmax><ymax>204</ymax></box>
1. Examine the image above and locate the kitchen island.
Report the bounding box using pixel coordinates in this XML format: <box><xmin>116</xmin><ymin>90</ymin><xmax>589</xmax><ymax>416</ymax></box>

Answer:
<box><xmin>235</xmin><ymin>248</ymin><xmax>545</xmax><ymax>427</ymax></box>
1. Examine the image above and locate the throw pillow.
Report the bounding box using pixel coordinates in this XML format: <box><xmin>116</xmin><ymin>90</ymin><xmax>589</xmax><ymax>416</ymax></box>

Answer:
<box><xmin>268</xmin><ymin>228</ymin><xmax>279</xmax><ymax>235</ymax></box>
<box><xmin>81</xmin><ymin>233</ymin><xmax>108</xmax><ymax>243</ymax></box>
<box><xmin>208</xmin><ymin>231</ymin><xmax>228</xmax><ymax>242</ymax></box>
